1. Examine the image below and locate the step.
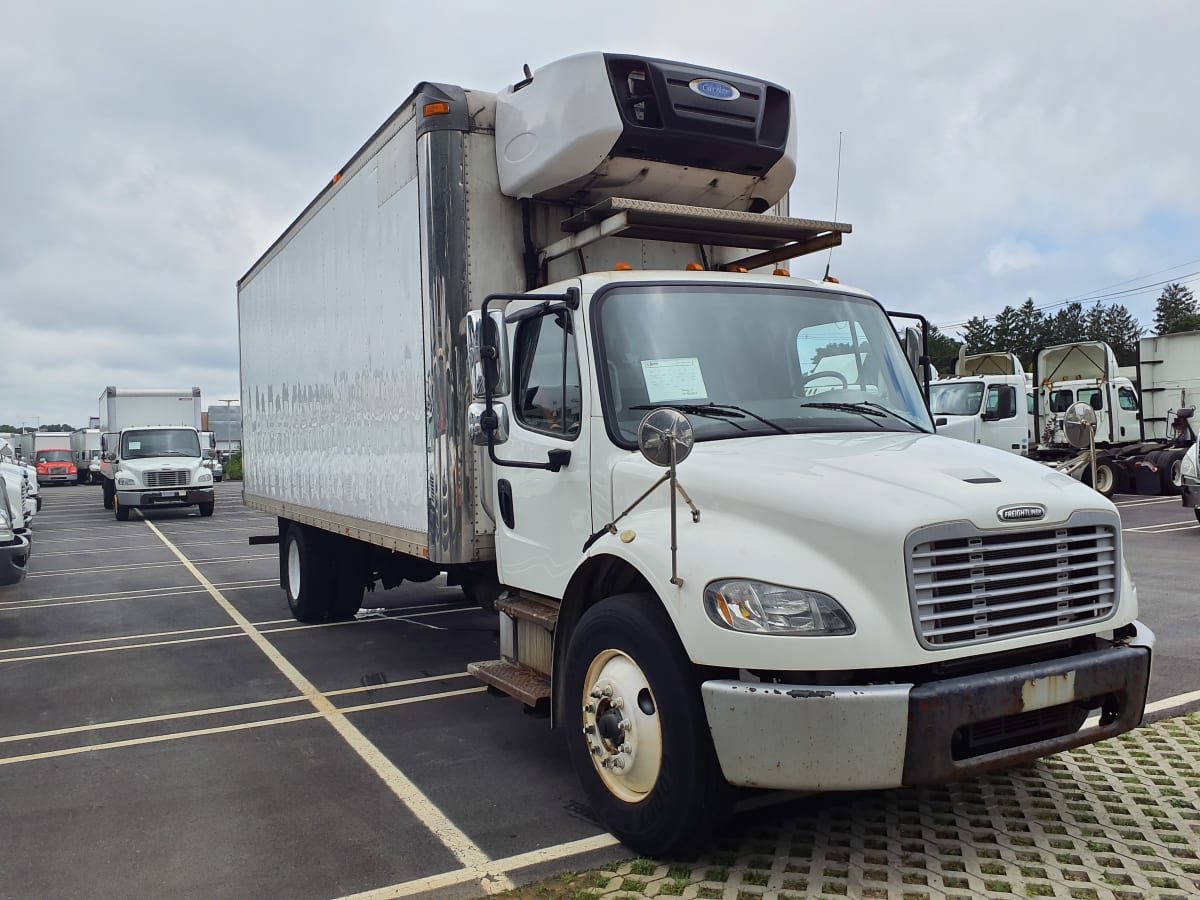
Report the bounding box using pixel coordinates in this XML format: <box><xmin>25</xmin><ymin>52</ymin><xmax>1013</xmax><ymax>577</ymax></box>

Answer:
<box><xmin>496</xmin><ymin>592</ymin><xmax>559</xmax><ymax>631</ymax></box>
<box><xmin>468</xmin><ymin>659</ymin><xmax>551</xmax><ymax>706</ymax></box>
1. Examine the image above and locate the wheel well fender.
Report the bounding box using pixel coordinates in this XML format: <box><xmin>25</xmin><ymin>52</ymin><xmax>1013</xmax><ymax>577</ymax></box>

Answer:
<box><xmin>552</xmin><ymin>554</ymin><xmax>655</xmax><ymax>725</ymax></box>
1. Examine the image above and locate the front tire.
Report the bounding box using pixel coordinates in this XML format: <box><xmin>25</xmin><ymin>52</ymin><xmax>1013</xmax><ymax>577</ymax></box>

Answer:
<box><xmin>197</xmin><ymin>501</ymin><xmax>215</xmax><ymax>517</ymax></box>
<box><xmin>102</xmin><ymin>479</ymin><xmax>115</xmax><ymax>509</ymax></box>
<box><xmin>564</xmin><ymin>593</ymin><xmax>729</xmax><ymax>856</ymax></box>
<box><xmin>1160</xmin><ymin>449</ymin><xmax>1185</xmax><ymax>496</ymax></box>
<box><xmin>114</xmin><ymin>496</ymin><xmax>130</xmax><ymax>521</ymax></box>
<box><xmin>284</xmin><ymin>525</ymin><xmax>334</xmax><ymax>623</ymax></box>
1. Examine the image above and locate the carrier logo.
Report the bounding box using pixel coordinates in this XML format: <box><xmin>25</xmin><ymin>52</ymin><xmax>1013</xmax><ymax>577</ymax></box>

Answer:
<box><xmin>689</xmin><ymin>78</ymin><xmax>740</xmax><ymax>101</ymax></box>
<box><xmin>998</xmin><ymin>504</ymin><xmax>1046</xmax><ymax>522</ymax></box>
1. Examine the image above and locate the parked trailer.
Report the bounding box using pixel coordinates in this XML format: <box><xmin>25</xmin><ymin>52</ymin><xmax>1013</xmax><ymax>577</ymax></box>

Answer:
<box><xmin>70</xmin><ymin>428</ymin><xmax>103</xmax><ymax>484</ymax></box>
<box><xmin>239</xmin><ymin>52</ymin><xmax>1152</xmax><ymax>854</ymax></box>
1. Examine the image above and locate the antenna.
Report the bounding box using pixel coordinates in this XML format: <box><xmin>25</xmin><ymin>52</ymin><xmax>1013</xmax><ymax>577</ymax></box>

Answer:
<box><xmin>823</xmin><ymin>131</ymin><xmax>843</xmax><ymax>281</ymax></box>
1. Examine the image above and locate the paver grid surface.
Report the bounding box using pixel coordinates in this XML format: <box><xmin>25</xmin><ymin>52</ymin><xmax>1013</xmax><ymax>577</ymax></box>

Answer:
<box><xmin>541</xmin><ymin>713</ymin><xmax>1200</xmax><ymax>900</ymax></box>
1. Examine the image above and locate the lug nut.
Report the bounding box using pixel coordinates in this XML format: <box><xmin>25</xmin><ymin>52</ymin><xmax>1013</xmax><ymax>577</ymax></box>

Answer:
<box><xmin>589</xmin><ymin>689</ymin><xmax>602</xmax><ymax>699</ymax></box>
<box><xmin>582</xmin><ymin>724</ymin><xmax>595</xmax><ymax>734</ymax></box>
<box><xmin>584</xmin><ymin>703</ymin><xmax>595</xmax><ymax>714</ymax></box>
<box><xmin>611</xmin><ymin>697</ymin><xmax>624</xmax><ymax>709</ymax></box>
<box><xmin>611</xmin><ymin>758</ymin><xmax>627</xmax><ymax>771</ymax></box>
<box><xmin>601</xmin><ymin>686</ymin><xmax>613</xmax><ymax>698</ymax></box>
<box><xmin>618</xmin><ymin>719</ymin><xmax>632</xmax><ymax>732</ymax></box>
<box><xmin>620</xmin><ymin>743</ymin><xmax>632</xmax><ymax>754</ymax></box>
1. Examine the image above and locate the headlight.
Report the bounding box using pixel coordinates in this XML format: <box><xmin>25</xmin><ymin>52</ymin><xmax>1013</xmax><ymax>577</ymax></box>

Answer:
<box><xmin>0</xmin><ymin>510</ymin><xmax>13</xmax><ymax>543</ymax></box>
<box><xmin>703</xmin><ymin>579</ymin><xmax>855</xmax><ymax>636</ymax></box>
<box><xmin>117</xmin><ymin>477</ymin><xmax>136</xmax><ymax>486</ymax></box>
<box><xmin>196</xmin><ymin>471</ymin><xmax>213</xmax><ymax>484</ymax></box>
<box><xmin>1183</xmin><ymin>451</ymin><xmax>1198</xmax><ymax>479</ymax></box>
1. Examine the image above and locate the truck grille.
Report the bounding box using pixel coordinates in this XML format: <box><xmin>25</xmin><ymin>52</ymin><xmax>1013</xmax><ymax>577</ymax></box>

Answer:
<box><xmin>906</xmin><ymin>514</ymin><xmax>1118</xmax><ymax>649</ymax></box>
<box><xmin>144</xmin><ymin>469</ymin><xmax>189</xmax><ymax>488</ymax></box>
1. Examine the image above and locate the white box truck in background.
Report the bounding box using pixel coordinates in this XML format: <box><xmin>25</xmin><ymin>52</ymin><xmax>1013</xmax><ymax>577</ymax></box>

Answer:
<box><xmin>98</xmin><ymin>387</ymin><xmax>215</xmax><ymax>520</ymax></box>
<box><xmin>238</xmin><ymin>52</ymin><xmax>1152</xmax><ymax>854</ymax></box>
<box><xmin>70</xmin><ymin>428</ymin><xmax>103</xmax><ymax>484</ymax></box>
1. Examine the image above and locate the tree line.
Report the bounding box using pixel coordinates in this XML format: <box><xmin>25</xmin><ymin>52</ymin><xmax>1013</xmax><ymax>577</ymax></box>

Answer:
<box><xmin>927</xmin><ymin>282</ymin><xmax>1198</xmax><ymax>373</ymax></box>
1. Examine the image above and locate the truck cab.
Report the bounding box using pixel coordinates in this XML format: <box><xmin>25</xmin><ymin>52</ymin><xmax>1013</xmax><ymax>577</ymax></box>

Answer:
<box><xmin>101</xmin><ymin>425</ymin><xmax>215</xmax><ymax>520</ymax></box>
<box><xmin>1036</xmin><ymin>342</ymin><xmax>1140</xmax><ymax>447</ymax></box>
<box><xmin>0</xmin><ymin>472</ymin><xmax>30</xmax><ymax>588</ymax></box>
<box><xmin>929</xmin><ymin>352</ymin><xmax>1030</xmax><ymax>454</ymax></box>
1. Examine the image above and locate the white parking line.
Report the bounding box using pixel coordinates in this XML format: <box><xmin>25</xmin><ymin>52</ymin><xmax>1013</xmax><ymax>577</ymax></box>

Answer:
<box><xmin>33</xmin><ymin>538</ymin><xmax>255</xmax><ymax>557</ymax></box>
<box><xmin>142</xmin><ymin>519</ymin><xmax>513</xmax><ymax>892</ymax></box>
<box><xmin>0</xmin><ymin>672</ymin><xmax>474</xmax><ymax>746</ymax></box>
<box><xmin>1115</xmin><ymin>496</ymin><xmax>1181</xmax><ymax>507</ymax></box>
<box><xmin>0</xmin><ymin>578</ymin><xmax>276</xmax><ymax>609</ymax></box>
<box><xmin>1123</xmin><ymin>521</ymin><xmax>1200</xmax><ymax>533</ymax></box>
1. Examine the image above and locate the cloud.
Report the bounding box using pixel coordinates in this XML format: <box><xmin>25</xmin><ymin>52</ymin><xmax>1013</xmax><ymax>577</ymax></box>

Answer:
<box><xmin>2</xmin><ymin>0</ymin><xmax>1198</xmax><ymax>424</ymax></box>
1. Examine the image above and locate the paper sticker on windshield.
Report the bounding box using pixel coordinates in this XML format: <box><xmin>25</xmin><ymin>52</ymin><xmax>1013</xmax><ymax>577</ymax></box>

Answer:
<box><xmin>128</xmin><ymin>441</ymin><xmax>141</xmax><ymax>450</ymax></box>
<box><xmin>641</xmin><ymin>358</ymin><xmax>708</xmax><ymax>403</ymax></box>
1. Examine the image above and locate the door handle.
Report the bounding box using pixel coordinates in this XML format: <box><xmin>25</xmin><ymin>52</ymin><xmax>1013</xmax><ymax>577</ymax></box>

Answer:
<box><xmin>497</xmin><ymin>479</ymin><xmax>515</xmax><ymax>529</ymax></box>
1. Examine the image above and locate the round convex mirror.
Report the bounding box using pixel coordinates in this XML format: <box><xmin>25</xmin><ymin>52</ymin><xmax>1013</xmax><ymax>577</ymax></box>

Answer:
<box><xmin>637</xmin><ymin>408</ymin><xmax>694</xmax><ymax>467</ymax></box>
<box><xmin>1063</xmin><ymin>401</ymin><xmax>1097</xmax><ymax>450</ymax></box>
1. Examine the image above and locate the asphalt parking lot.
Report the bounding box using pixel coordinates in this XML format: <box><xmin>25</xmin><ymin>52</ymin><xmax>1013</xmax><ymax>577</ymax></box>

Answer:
<box><xmin>0</xmin><ymin>484</ymin><xmax>1197</xmax><ymax>899</ymax></box>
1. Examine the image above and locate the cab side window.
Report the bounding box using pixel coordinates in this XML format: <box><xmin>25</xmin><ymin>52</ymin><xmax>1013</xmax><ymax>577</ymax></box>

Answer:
<box><xmin>1049</xmin><ymin>389</ymin><xmax>1073</xmax><ymax>413</ymax></box>
<box><xmin>1118</xmin><ymin>387</ymin><xmax>1139</xmax><ymax>411</ymax></box>
<box><xmin>985</xmin><ymin>385</ymin><xmax>1017</xmax><ymax>419</ymax></box>
<box><xmin>512</xmin><ymin>312</ymin><xmax>582</xmax><ymax>439</ymax></box>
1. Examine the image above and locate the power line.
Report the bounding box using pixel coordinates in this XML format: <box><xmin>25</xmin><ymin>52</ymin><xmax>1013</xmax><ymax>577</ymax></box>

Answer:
<box><xmin>937</xmin><ymin>269</ymin><xmax>1200</xmax><ymax>330</ymax></box>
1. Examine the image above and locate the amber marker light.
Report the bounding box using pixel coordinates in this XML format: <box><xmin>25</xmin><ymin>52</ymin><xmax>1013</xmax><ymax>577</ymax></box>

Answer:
<box><xmin>614</xmin><ymin>262</ymin><xmax>633</xmax><ymax>271</ymax></box>
<box><xmin>685</xmin><ymin>263</ymin><xmax>704</xmax><ymax>271</ymax></box>
<box><xmin>773</xmin><ymin>268</ymin><xmax>790</xmax><ymax>276</ymax></box>
<box><xmin>423</xmin><ymin>101</ymin><xmax>451</xmax><ymax>116</ymax></box>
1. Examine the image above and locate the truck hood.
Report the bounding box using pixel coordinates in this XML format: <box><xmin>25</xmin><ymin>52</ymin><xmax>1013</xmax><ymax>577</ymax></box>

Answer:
<box><xmin>612</xmin><ymin>430</ymin><xmax>1109</xmax><ymax>537</ymax></box>
<box><xmin>120</xmin><ymin>458</ymin><xmax>204</xmax><ymax>476</ymax></box>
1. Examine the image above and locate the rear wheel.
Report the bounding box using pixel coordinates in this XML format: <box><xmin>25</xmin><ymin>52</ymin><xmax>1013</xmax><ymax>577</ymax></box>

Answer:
<box><xmin>1160</xmin><ymin>449</ymin><xmax>1186</xmax><ymax>495</ymax></box>
<box><xmin>197</xmin><ymin>501</ymin><xmax>215</xmax><ymax>517</ymax></box>
<box><xmin>284</xmin><ymin>525</ymin><xmax>334</xmax><ymax>623</ymax></box>
<box><xmin>102</xmin><ymin>479</ymin><xmax>115</xmax><ymax>509</ymax></box>
<box><xmin>564</xmin><ymin>593</ymin><xmax>730</xmax><ymax>857</ymax></box>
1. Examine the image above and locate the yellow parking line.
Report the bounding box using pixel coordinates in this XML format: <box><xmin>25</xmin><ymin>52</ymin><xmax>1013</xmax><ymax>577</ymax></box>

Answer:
<box><xmin>141</xmin><ymin>519</ymin><xmax>513</xmax><ymax>893</ymax></box>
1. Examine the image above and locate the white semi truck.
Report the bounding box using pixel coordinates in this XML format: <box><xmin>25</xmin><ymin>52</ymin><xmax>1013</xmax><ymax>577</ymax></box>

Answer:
<box><xmin>238</xmin><ymin>52</ymin><xmax>1153</xmax><ymax>854</ymax></box>
<box><xmin>1033</xmin><ymin>338</ymin><xmax>1197</xmax><ymax>495</ymax></box>
<box><xmin>98</xmin><ymin>387</ymin><xmax>216</xmax><ymax>520</ymax></box>
<box><xmin>930</xmin><ymin>351</ymin><xmax>1031</xmax><ymax>454</ymax></box>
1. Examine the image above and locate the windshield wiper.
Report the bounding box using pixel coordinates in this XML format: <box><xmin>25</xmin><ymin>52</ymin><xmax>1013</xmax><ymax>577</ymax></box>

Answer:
<box><xmin>801</xmin><ymin>401</ymin><xmax>927</xmax><ymax>432</ymax></box>
<box><xmin>631</xmin><ymin>402</ymin><xmax>792</xmax><ymax>435</ymax></box>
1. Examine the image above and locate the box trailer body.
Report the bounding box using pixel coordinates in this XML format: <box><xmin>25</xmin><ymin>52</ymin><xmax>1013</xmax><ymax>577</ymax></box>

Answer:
<box><xmin>70</xmin><ymin>428</ymin><xmax>103</xmax><ymax>484</ymax></box>
<box><xmin>1137</xmin><ymin>331</ymin><xmax>1200</xmax><ymax>440</ymax></box>
<box><xmin>238</xmin><ymin>52</ymin><xmax>1152</xmax><ymax>855</ymax></box>
<box><xmin>97</xmin><ymin>387</ymin><xmax>215</xmax><ymax>519</ymax></box>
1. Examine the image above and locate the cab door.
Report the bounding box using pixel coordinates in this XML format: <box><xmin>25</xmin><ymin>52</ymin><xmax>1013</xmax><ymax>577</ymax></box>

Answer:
<box><xmin>491</xmin><ymin>297</ymin><xmax>592</xmax><ymax>598</ymax></box>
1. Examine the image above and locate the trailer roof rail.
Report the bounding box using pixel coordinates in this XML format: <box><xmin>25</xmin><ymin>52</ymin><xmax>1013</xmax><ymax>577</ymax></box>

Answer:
<box><xmin>540</xmin><ymin>197</ymin><xmax>851</xmax><ymax>271</ymax></box>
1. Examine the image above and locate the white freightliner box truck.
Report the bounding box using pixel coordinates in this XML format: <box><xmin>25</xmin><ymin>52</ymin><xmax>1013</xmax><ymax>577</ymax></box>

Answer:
<box><xmin>70</xmin><ymin>427</ymin><xmax>103</xmax><ymax>484</ymax></box>
<box><xmin>98</xmin><ymin>387</ymin><xmax>215</xmax><ymax>520</ymax></box>
<box><xmin>238</xmin><ymin>52</ymin><xmax>1153</xmax><ymax>854</ymax></box>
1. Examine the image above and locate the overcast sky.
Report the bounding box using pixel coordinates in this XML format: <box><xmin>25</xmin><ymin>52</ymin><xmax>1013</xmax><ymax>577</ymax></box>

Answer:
<box><xmin>2</xmin><ymin>0</ymin><xmax>1197</xmax><ymax>427</ymax></box>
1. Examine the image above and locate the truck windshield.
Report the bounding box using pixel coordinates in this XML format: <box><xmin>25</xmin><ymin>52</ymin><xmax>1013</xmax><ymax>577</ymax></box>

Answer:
<box><xmin>121</xmin><ymin>429</ymin><xmax>201</xmax><ymax>459</ymax></box>
<box><xmin>36</xmin><ymin>451</ymin><xmax>73</xmax><ymax>463</ymax></box>
<box><xmin>929</xmin><ymin>381</ymin><xmax>984</xmax><ymax>416</ymax></box>
<box><xmin>594</xmin><ymin>284</ymin><xmax>933</xmax><ymax>445</ymax></box>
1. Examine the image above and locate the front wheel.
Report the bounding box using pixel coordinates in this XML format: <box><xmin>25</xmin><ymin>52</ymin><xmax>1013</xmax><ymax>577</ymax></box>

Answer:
<box><xmin>197</xmin><ymin>501</ymin><xmax>215</xmax><ymax>517</ymax></box>
<box><xmin>563</xmin><ymin>593</ymin><xmax>729</xmax><ymax>856</ymax></box>
<box><xmin>115</xmin><ymin>496</ymin><xmax>131</xmax><ymax>521</ymax></box>
<box><xmin>102</xmin><ymin>479</ymin><xmax>115</xmax><ymax>510</ymax></box>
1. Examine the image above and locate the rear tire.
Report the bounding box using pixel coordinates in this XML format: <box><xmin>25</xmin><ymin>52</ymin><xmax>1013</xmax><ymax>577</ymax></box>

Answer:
<box><xmin>284</xmin><ymin>525</ymin><xmax>334</xmax><ymax>623</ymax></box>
<box><xmin>1160</xmin><ymin>449</ymin><xmax>1185</xmax><ymax>496</ymax></box>
<box><xmin>102</xmin><ymin>479</ymin><xmax>115</xmax><ymax>509</ymax></box>
<box><xmin>563</xmin><ymin>593</ymin><xmax>730</xmax><ymax>857</ymax></box>
<box><xmin>198</xmin><ymin>501</ymin><xmax>215</xmax><ymax>517</ymax></box>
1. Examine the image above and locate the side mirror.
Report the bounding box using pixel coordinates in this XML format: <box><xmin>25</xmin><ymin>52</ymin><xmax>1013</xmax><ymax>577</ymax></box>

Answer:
<box><xmin>1090</xmin><ymin>393</ymin><xmax>1103</xmax><ymax>411</ymax></box>
<box><xmin>1177</xmin><ymin>406</ymin><xmax>1194</xmax><ymax>420</ymax></box>
<box><xmin>468</xmin><ymin>402</ymin><xmax>509</xmax><ymax>446</ymax></box>
<box><xmin>467</xmin><ymin>310</ymin><xmax>510</xmax><ymax>399</ymax></box>
<box><xmin>934</xmin><ymin>416</ymin><xmax>947</xmax><ymax>427</ymax></box>
<box><xmin>902</xmin><ymin>326</ymin><xmax>922</xmax><ymax>379</ymax></box>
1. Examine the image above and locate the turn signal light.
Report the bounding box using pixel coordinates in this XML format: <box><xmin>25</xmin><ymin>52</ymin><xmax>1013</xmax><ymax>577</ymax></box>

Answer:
<box><xmin>727</xmin><ymin>266</ymin><xmax>748</xmax><ymax>273</ymax></box>
<box><xmin>614</xmin><ymin>262</ymin><xmax>633</xmax><ymax>271</ymax></box>
<box><xmin>685</xmin><ymin>263</ymin><xmax>704</xmax><ymax>271</ymax></box>
<box><xmin>823</xmin><ymin>274</ymin><xmax>840</xmax><ymax>284</ymax></box>
<box><xmin>773</xmin><ymin>268</ymin><xmax>789</xmax><ymax>276</ymax></box>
